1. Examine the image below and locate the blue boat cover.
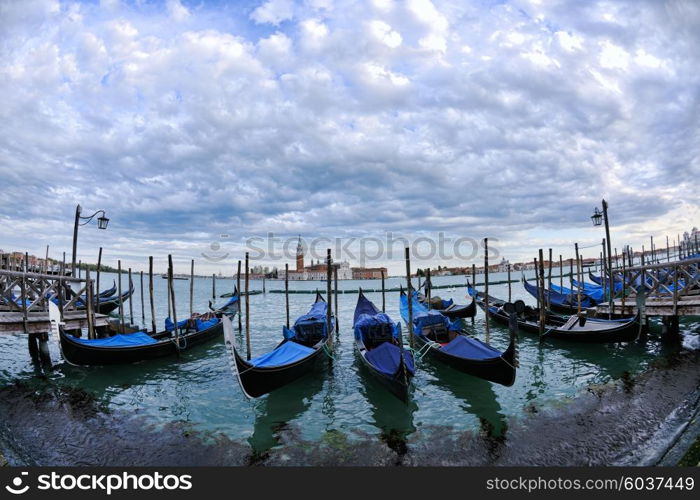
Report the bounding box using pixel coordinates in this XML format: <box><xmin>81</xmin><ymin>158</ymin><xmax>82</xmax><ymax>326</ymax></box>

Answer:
<box><xmin>294</xmin><ymin>300</ymin><xmax>327</xmax><ymax>325</ymax></box>
<box><xmin>250</xmin><ymin>341</ymin><xmax>315</xmax><ymax>367</ymax></box>
<box><xmin>354</xmin><ymin>313</ymin><xmax>400</xmax><ymax>340</ymax></box>
<box><xmin>284</xmin><ymin>298</ymin><xmax>330</xmax><ymax>341</ymax></box>
<box><xmin>365</xmin><ymin>341</ymin><xmax>416</xmax><ymax>376</ymax></box>
<box><xmin>440</xmin><ymin>335</ymin><xmax>501</xmax><ymax>360</ymax></box>
<box><xmin>399</xmin><ymin>291</ymin><xmax>460</xmax><ymax>330</ymax></box>
<box><xmin>68</xmin><ymin>331</ymin><xmax>158</xmax><ymax>347</ymax></box>
<box><xmin>165</xmin><ymin>317</ymin><xmax>189</xmax><ymax>332</ymax></box>
<box><xmin>165</xmin><ymin>317</ymin><xmax>219</xmax><ymax>332</ymax></box>
<box><xmin>523</xmin><ymin>279</ymin><xmax>597</xmax><ymax>307</ymax></box>
<box><xmin>196</xmin><ymin>317</ymin><xmax>219</xmax><ymax>331</ymax></box>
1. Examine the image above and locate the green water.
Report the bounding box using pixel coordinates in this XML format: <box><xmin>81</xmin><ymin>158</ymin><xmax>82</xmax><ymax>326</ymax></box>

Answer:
<box><xmin>0</xmin><ymin>270</ymin><xmax>696</xmax><ymax>456</ymax></box>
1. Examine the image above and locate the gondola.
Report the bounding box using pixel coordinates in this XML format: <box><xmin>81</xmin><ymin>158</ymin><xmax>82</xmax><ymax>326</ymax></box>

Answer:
<box><xmin>58</xmin><ymin>308</ymin><xmax>225</xmax><ymax>365</ymax></box>
<box><xmin>469</xmin><ymin>286</ymin><xmax>639</xmax><ymax>343</ymax></box>
<box><xmin>399</xmin><ymin>289</ymin><xmax>516</xmax><ymax>386</ymax></box>
<box><xmin>522</xmin><ymin>276</ymin><xmax>597</xmax><ymax>315</ymax></box>
<box><xmin>353</xmin><ymin>290</ymin><xmax>415</xmax><ymax>402</ymax></box>
<box><xmin>226</xmin><ymin>292</ymin><xmax>334</xmax><ymax>398</ymax></box>
<box><xmin>415</xmin><ymin>290</ymin><xmax>476</xmax><ymax>319</ymax></box>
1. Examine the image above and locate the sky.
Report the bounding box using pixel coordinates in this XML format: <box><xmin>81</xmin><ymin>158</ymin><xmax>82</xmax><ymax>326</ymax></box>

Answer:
<box><xmin>0</xmin><ymin>0</ymin><xmax>698</xmax><ymax>275</ymax></box>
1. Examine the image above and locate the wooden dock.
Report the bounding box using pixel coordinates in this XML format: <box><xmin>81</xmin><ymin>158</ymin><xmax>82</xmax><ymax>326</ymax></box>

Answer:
<box><xmin>0</xmin><ymin>311</ymin><xmax>111</xmax><ymax>335</ymax></box>
<box><xmin>595</xmin><ymin>296</ymin><xmax>700</xmax><ymax>317</ymax></box>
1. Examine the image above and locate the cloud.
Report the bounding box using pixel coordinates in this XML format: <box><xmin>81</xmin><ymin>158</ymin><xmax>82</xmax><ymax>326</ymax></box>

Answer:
<box><xmin>0</xmin><ymin>0</ymin><xmax>697</xmax><ymax>274</ymax></box>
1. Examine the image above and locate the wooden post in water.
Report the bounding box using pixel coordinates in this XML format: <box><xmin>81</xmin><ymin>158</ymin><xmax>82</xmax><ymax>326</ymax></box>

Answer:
<box><xmin>140</xmin><ymin>271</ymin><xmax>145</xmax><ymax>324</ymax></box>
<box><xmin>44</xmin><ymin>245</ymin><xmax>49</xmax><ymax>274</ymax></box>
<box><xmin>326</xmin><ymin>249</ymin><xmax>333</xmax><ymax>349</ymax></box>
<box><xmin>78</xmin><ymin>260</ymin><xmax>82</xmax><ymax>279</ymax></box>
<box><xmin>117</xmin><ymin>260</ymin><xmax>125</xmax><ymax>333</ymax></box>
<box><xmin>333</xmin><ymin>266</ymin><xmax>339</xmax><ymax>333</ymax></box>
<box><xmin>426</xmin><ymin>268</ymin><xmax>432</xmax><ymax>310</ymax></box>
<box><xmin>96</xmin><ymin>247</ymin><xmax>102</xmax><ymax>301</ymax></box>
<box><xmin>471</xmin><ymin>263</ymin><xmax>476</xmax><ymax>325</ymax></box>
<box><xmin>128</xmin><ymin>268</ymin><xmax>134</xmax><ymax>324</ymax></box>
<box><xmin>149</xmin><ymin>257</ymin><xmax>156</xmax><ymax>334</ymax></box>
<box><xmin>381</xmin><ymin>269</ymin><xmax>386</xmax><ymax>313</ymax></box>
<box><xmin>168</xmin><ymin>254</ymin><xmax>180</xmax><ymax>349</ymax></box>
<box><xmin>621</xmin><ymin>256</ymin><xmax>626</xmax><ymax>312</ymax></box>
<box><xmin>484</xmin><ymin>238</ymin><xmax>490</xmax><ymax>342</ymax></box>
<box><xmin>650</xmin><ymin>236</ymin><xmax>655</xmax><ymax>263</ymax></box>
<box><xmin>212</xmin><ymin>273</ymin><xmax>216</xmax><ymax>300</ymax></box>
<box><xmin>405</xmin><ymin>247</ymin><xmax>414</xmax><ymax>348</ymax></box>
<box><xmin>189</xmin><ymin>260</ymin><xmax>194</xmax><ymax>317</ymax></box>
<box><xmin>602</xmin><ymin>239</ymin><xmax>607</xmax><ymax>297</ymax></box>
<box><xmin>263</xmin><ymin>276</ymin><xmax>266</xmax><ymax>294</ymax></box>
<box><xmin>534</xmin><ymin>258</ymin><xmax>540</xmax><ymax>311</ymax></box>
<box><xmin>285</xmin><ymin>263</ymin><xmax>290</xmax><ymax>329</ymax></box>
<box><xmin>538</xmin><ymin>249</ymin><xmax>545</xmax><ymax>336</ymax></box>
<box><xmin>85</xmin><ymin>268</ymin><xmax>95</xmax><ymax>339</ymax></box>
<box><xmin>574</xmin><ymin>243</ymin><xmax>582</xmax><ymax>315</ymax></box>
<box><xmin>546</xmin><ymin>248</ymin><xmax>552</xmax><ymax>309</ymax></box>
<box><xmin>245</xmin><ymin>253</ymin><xmax>251</xmax><ymax>360</ymax></box>
<box><xmin>237</xmin><ymin>260</ymin><xmax>242</xmax><ymax>334</ymax></box>
<box><xmin>507</xmin><ymin>264</ymin><xmax>511</xmax><ymax>302</ymax></box>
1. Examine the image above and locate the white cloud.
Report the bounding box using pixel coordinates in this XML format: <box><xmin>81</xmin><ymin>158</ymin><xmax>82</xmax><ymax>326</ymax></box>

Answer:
<box><xmin>250</xmin><ymin>0</ymin><xmax>295</xmax><ymax>26</ymax></box>
<box><xmin>166</xmin><ymin>0</ymin><xmax>190</xmax><ymax>23</ymax></box>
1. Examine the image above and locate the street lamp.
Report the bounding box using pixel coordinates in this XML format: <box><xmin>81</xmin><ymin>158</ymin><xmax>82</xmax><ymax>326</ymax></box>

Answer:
<box><xmin>591</xmin><ymin>200</ymin><xmax>613</xmax><ymax>318</ymax></box>
<box><xmin>71</xmin><ymin>204</ymin><xmax>109</xmax><ymax>276</ymax></box>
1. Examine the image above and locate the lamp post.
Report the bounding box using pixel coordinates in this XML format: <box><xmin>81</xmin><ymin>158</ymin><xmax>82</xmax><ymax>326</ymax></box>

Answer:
<box><xmin>71</xmin><ymin>204</ymin><xmax>109</xmax><ymax>277</ymax></box>
<box><xmin>591</xmin><ymin>200</ymin><xmax>613</xmax><ymax>318</ymax></box>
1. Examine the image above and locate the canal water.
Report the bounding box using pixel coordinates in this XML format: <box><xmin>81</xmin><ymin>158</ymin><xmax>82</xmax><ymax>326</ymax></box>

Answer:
<box><xmin>0</xmin><ymin>270</ymin><xmax>698</xmax><ymax>460</ymax></box>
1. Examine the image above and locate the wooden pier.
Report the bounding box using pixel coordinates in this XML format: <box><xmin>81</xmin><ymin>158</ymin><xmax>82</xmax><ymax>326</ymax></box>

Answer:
<box><xmin>592</xmin><ymin>256</ymin><xmax>700</xmax><ymax>335</ymax></box>
<box><xmin>0</xmin><ymin>310</ymin><xmax>110</xmax><ymax>335</ymax></box>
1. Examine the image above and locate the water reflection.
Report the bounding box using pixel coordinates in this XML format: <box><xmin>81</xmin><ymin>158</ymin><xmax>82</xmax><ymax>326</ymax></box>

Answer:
<box><xmin>423</xmin><ymin>362</ymin><xmax>507</xmax><ymax>440</ymax></box>
<box><xmin>249</xmin><ymin>372</ymin><xmax>325</xmax><ymax>454</ymax></box>
<box><xmin>356</xmin><ymin>355</ymin><xmax>417</xmax><ymax>457</ymax></box>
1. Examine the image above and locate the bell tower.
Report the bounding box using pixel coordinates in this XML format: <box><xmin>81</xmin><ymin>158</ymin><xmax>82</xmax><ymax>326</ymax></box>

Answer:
<box><xmin>296</xmin><ymin>236</ymin><xmax>304</xmax><ymax>271</ymax></box>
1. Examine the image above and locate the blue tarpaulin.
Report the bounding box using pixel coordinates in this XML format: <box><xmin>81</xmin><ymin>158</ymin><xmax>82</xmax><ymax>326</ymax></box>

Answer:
<box><xmin>440</xmin><ymin>335</ymin><xmax>501</xmax><ymax>360</ymax></box>
<box><xmin>68</xmin><ymin>331</ymin><xmax>158</xmax><ymax>347</ymax></box>
<box><xmin>354</xmin><ymin>312</ymin><xmax>400</xmax><ymax>340</ymax></box>
<box><xmin>250</xmin><ymin>341</ymin><xmax>315</xmax><ymax>367</ymax></box>
<box><xmin>365</xmin><ymin>341</ymin><xmax>416</xmax><ymax>376</ymax></box>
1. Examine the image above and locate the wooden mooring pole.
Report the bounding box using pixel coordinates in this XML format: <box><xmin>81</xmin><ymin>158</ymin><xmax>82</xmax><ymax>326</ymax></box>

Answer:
<box><xmin>117</xmin><ymin>260</ymin><xmax>125</xmax><ymax>333</ymax></box>
<box><xmin>326</xmin><ymin>249</ymin><xmax>333</xmax><ymax>350</ymax></box>
<box><xmin>381</xmin><ymin>269</ymin><xmax>386</xmax><ymax>313</ymax></box>
<box><xmin>168</xmin><ymin>255</ymin><xmax>180</xmax><ymax>350</ymax></box>
<box><xmin>245</xmin><ymin>253</ymin><xmax>251</xmax><ymax>360</ymax></box>
<box><xmin>189</xmin><ymin>260</ymin><xmax>194</xmax><ymax>317</ymax></box>
<box><xmin>484</xmin><ymin>238</ymin><xmax>490</xmax><ymax>342</ymax></box>
<box><xmin>333</xmin><ymin>265</ymin><xmax>339</xmax><ymax>334</ymax></box>
<box><xmin>405</xmin><ymin>247</ymin><xmax>414</xmax><ymax>348</ymax></box>
<box><xmin>285</xmin><ymin>263</ymin><xmax>290</xmax><ymax>329</ymax></box>
<box><xmin>237</xmin><ymin>260</ymin><xmax>243</xmax><ymax>334</ymax></box>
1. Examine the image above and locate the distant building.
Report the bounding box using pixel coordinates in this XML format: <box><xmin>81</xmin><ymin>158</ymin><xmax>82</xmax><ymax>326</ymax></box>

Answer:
<box><xmin>351</xmin><ymin>267</ymin><xmax>387</xmax><ymax>280</ymax></box>
<box><xmin>278</xmin><ymin>237</ymin><xmax>352</xmax><ymax>280</ymax></box>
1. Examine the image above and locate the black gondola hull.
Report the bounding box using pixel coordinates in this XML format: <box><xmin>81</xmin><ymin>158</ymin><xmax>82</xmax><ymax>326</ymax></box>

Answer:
<box><xmin>413</xmin><ymin>333</ymin><xmax>516</xmax><ymax>387</ymax></box>
<box><xmin>473</xmin><ymin>292</ymin><xmax>639</xmax><ymax>343</ymax></box>
<box><xmin>356</xmin><ymin>347</ymin><xmax>412</xmax><ymax>403</ymax></box>
<box><xmin>232</xmin><ymin>342</ymin><xmax>327</xmax><ymax>398</ymax></box>
<box><xmin>59</xmin><ymin>322</ymin><xmax>223</xmax><ymax>365</ymax></box>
